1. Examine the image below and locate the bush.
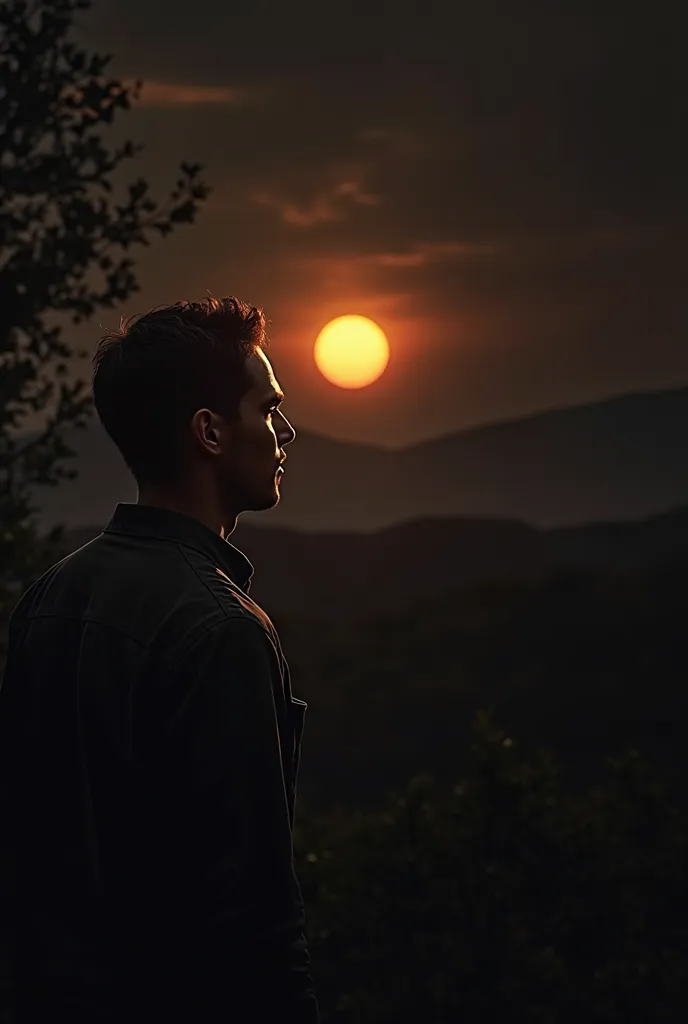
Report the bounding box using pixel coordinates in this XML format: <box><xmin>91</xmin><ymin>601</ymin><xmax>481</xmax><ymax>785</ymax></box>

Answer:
<box><xmin>294</xmin><ymin>713</ymin><xmax>688</xmax><ymax>1023</ymax></box>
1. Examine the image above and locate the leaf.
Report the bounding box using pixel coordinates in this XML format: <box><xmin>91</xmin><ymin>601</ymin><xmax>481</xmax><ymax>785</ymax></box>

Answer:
<box><xmin>0</xmin><ymin>0</ymin><xmax>210</xmax><ymax>630</ymax></box>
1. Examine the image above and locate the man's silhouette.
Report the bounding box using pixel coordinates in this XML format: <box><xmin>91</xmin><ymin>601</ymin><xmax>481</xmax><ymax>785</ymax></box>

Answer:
<box><xmin>0</xmin><ymin>297</ymin><xmax>319</xmax><ymax>1022</ymax></box>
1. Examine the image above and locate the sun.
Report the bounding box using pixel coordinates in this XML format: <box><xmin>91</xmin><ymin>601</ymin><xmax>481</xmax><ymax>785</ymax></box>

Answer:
<box><xmin>314</xmin><ymin>315</ymin><xmax>389</xmax><ymax>389</ymax></box>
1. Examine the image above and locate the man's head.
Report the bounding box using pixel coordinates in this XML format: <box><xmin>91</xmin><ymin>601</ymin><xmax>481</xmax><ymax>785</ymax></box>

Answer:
<box><xmin>92</xmin><ymin>296</ymin><xmax>296</xmax><ymax>523</ymax></box>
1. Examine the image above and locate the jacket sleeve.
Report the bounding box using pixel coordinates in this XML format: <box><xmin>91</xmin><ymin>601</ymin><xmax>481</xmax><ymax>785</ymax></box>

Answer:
<box><xmin>144</xmin><ymin>615</ymin><xmax>319</xmax><ymax>1023</ymax></box>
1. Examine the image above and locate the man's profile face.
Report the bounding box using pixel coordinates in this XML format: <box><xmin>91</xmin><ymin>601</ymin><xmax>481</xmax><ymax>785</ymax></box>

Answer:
<box><xmin>218</xmin><ymin>349</ymin><xmax>296</xmax><ymax>515</ymax></box>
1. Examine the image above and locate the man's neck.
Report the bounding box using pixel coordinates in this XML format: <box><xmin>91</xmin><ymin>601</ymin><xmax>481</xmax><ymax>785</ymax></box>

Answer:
<box><xmin>137</xmin><ymin>485</ymin><xmax>238</xmax><ymax>540</ymax></box>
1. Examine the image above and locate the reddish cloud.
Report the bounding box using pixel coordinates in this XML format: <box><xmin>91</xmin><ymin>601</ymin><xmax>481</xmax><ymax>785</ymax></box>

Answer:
<box><xmin>253</xmin><ymin>177</ymin><xmax>380</xmax><ymax>228</ymax></box>
<box><xmin>130</xmin><ymin>80</ymin><xmax>252</xmax><ymax>108</ymax></box>
<box><xmin>360</xmin><ymin>241</ymin><xmax>498</xmax><ymax>268</ymax></box>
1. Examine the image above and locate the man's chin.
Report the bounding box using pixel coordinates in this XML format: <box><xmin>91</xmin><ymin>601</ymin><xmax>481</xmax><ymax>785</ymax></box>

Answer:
<box><xmin>246</xmin><ymin>486</ymin><xmax>281</xmax><ymax>513</ymax></box>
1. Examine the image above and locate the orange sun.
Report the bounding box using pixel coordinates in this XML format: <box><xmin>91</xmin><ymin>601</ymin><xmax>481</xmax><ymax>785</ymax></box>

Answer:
<box><xmin>314</xmin><ymin>315</ymin><xmax>390</xmax><ymax>388</ymax></box>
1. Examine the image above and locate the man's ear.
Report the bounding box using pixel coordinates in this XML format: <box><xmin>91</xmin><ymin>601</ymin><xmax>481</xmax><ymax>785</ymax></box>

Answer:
<box><xmin>192</xmin><ymin>409</ymin><xmax>222</xmax><ymax>453</ymax></box>
<box><xmin>205</xmin><ymin>417</ymin><xmax>223</xmax><ymax>451</ymax></box>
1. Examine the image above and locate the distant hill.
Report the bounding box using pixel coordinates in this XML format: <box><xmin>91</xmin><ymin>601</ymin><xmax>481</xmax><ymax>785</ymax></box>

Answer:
<box><xmin>30</xmin><ymin>384</ymin><xmax>688</xmax><ymax>533</ymax></box>
<box><xmin>62</xmin><ymin>504</ymin><xmax>688</xmax><ymax>623</ymax></box>
<box><xmin>285</xmin><ymin>554</ymin><xmax>688</xmax><ymax>811</ymax></box>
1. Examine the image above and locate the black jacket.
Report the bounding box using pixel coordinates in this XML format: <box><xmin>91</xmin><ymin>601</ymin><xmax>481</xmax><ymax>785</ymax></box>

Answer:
<box><xmin>0</xmin><ymin>502</ymin><xmax>319</xmax><ymax>1023</ymax></box>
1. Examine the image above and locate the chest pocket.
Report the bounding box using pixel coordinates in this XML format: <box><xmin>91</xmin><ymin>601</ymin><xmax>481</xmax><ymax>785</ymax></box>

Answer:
<box><xmin>289</xmin><ymin>697</ymin><xmax>308</xmax><ymax>801</ymax></box>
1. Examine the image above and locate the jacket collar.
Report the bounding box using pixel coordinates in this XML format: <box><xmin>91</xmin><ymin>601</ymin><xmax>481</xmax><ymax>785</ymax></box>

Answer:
<box><xmin>103</xmin><ymin>502</ymin><xmax>255</xmax><ymax>592</ymax></box>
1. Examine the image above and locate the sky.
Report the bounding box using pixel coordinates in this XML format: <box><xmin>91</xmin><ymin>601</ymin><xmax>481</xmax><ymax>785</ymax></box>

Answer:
<box><xmin>69</xmin><ymin>0</ymin><xmax>687</xmax><ymax>447</ymax></box>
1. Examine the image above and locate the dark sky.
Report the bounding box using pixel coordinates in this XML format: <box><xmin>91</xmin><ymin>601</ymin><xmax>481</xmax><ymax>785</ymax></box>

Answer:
<box><xmin>72</xmin><ymin>0</ymin><xmax>686</xmax><ymax>446</ymax></box>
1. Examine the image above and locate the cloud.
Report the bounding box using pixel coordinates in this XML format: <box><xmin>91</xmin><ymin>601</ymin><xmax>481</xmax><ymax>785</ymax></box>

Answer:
<box><xmin>130</xmin><ymin>80</ymin><xmax>251</xmax><ymax>109</ymax></box>
<box><xmin>317</xmin><ymin>227</ymin><xmax>667</xmax><ymax>278</ymax></box>
<box><xmin>274</xmin><ymin>240</ymin><xmax>501</xmax><ymax>329</ymax></box>
<box><xmin>296</xmin><ymin>241</ymin><xmax>498</xmax><ymax>277</ymax></box>
<box><xmin>253</xmin><ymin>176</ymin><xmax>380</xmax><ymax>228</ymax></box>
<box><xmin>360</xmin><ymin>241</ymin><xmax>498</xmax><ymax>268</ymax></box>
<box><xmin>358</xmin><ymin>126</ymin><xmax>424</xmax><ymax>158</ymax></box>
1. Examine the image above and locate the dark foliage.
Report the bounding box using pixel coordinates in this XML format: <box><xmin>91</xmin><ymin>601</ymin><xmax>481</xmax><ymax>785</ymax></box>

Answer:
<box><xmin>294</xmin><ymin>714</ymin><xmax>688</xmax><ymax>1022</ymax></box>
<box><xmin>278</xmin><ymin>558</ymin><xmax>688</xmax><ymax>813</ymax></box>
<box><xmin>0</xmin><ymin>0</ymin><xmax>210</xmax><ymax>655</ymax></box>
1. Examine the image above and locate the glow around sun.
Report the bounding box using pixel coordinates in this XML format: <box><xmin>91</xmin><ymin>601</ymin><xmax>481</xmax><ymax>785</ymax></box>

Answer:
<box><xmin>314</xmin><ymin>315</ymin><xmax>390</xmax><ymax>388</ymax></box>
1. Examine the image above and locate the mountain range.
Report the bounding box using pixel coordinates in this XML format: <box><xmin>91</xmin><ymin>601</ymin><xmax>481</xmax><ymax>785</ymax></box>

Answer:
<box><xmin>62</xmin><ymin>504</ymin><xmax>688</xmax><ymax>623</ymax></box>
<box><xmin>30</xmin><ymin>384</ymin><xmax>688</xmax><ymax>533</ymax></box>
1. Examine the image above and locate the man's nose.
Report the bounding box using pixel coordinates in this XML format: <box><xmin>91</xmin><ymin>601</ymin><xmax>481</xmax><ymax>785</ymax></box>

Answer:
<box><xmin>278</xmin><ymin>414</ymin><xmax>296</xmax><ymax>446</ymax></box>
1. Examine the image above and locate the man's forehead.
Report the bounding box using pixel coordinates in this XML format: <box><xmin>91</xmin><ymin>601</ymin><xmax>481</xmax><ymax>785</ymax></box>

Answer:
<box><xmin>247</xmin><ymin>349</ymin><xmax>282</xmax><ymax>397</ymax></box>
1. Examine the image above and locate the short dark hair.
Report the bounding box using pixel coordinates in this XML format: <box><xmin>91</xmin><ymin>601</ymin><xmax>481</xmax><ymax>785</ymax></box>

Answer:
<box><xmin>92</xmin><ymin>295</ymin><xmax>266</xmax><ymax>486</ymax></box>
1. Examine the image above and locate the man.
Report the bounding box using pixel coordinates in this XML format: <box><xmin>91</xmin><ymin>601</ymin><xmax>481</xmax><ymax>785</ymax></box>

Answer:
<box><xmin>0</xmin><ymin>297</ymin><xmax>319</xmax><ymax>1022</ymax></box>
